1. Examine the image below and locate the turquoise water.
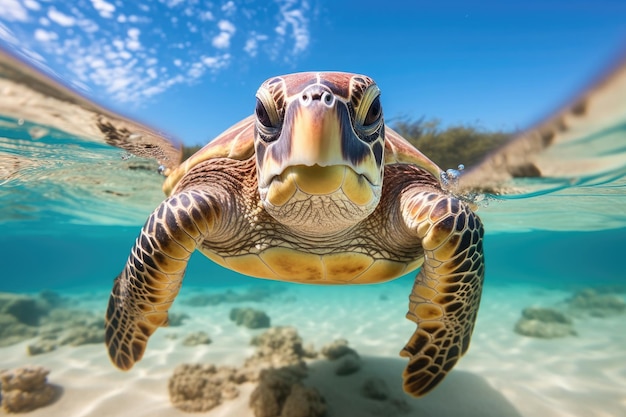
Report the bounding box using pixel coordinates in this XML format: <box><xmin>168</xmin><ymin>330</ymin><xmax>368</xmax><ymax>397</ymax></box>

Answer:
<box><xmin>1</xmin><ymin>68</ymin><xmax>626</xmax><ymax>417</ymax></box>
<box><xmin>2</xmin><ymin>117</ymin><xmax>625</xmax><ymax>294</ymax></box>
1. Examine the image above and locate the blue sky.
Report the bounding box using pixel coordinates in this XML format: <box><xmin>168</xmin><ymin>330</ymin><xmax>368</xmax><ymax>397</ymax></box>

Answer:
<box><xmin>0</xmin><ymin>0</ymin><xmax>625</xmax><ymax>146</ymax></box>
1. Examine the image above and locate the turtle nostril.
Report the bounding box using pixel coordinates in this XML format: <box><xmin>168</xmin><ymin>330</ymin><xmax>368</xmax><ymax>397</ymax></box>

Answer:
<box><xmin>322</xmin><ymin>92</ymin><xmax>334</xmax><ymax>107</ymax></box>
<box><xmin>301</xmin><ymin>92</ymin><xmax>310</xmax><ymax>104</ymax></box>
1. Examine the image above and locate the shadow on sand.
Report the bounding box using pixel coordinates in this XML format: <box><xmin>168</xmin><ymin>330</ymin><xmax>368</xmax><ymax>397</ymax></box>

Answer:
<box><xmin>305</xmin><ymin>356</ymin><xmax>522</xmax><ymax>417</ymax></box>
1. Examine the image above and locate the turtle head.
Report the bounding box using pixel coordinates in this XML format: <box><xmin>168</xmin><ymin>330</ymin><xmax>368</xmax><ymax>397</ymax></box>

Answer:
<box><xmin>254</xmin><ymin>72</ymin><xmax>385</xmax><ymax>235</ymax></box>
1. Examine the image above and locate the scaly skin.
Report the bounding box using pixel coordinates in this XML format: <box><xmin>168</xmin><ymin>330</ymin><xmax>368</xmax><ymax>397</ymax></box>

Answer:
<box><xmin>105</xmin><ymin>160</ymin><xmax>485</xmax><ymax>397</ymax></box>
<box><xmin>399</xmin><ymin>185</ymin><xmax>485</xmax><ymax>396</ymax></box>
<box><xmin>106</xmin><ymin>71</ymin><xmax>485</xmax><ymax>397</ymax></box>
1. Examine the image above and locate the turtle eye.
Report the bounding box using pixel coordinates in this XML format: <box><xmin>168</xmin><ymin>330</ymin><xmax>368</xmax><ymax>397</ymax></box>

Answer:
<box><xmin>363</xmin><ymin>96</ymin><xmax>381</xmax><ymax>126</ymax></box>
<box><xmin>255</xmin><ymin>98</ymin><xmax>274</xmax><ymax>128</ymax></box>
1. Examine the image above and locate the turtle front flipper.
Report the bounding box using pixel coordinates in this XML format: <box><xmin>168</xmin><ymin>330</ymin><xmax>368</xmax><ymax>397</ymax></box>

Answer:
<box><xmin>105</xmin><ymin>188</ymin><xmax>219</xmax><ymax>370</ymax></box>
<box><xmin>399</xmin><ymin>190</ymin><xmax>485</xmax><ymax>396</ymax></box>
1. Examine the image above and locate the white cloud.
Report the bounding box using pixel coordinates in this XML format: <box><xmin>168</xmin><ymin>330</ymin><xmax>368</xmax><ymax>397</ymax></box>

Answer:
<box><xmin>199</xmin><ymin>10</ymin><xmax>214</xmax><ymax>21</ymax></box>
<box><xmin>128</xmin><ymin>27</ymin><xmax>140</xmax><ymax>39</ymax></box>
<box><xmin>77</xmin><ymin>18</ymin><xmax>99</xmax><ymax>33</ymax></box>
<box><xmin>48</xmin><ymin>7</ymin><xmax>76</xmax><ymax>27</ymax></box>
<box><xmin>161</xmin><ymin>0</ymin><xmax>185</xmax><ymax>8</ymax></box>
<box><xmin>90</xmin><ymin>0</ymin><xmax>115</xmax><ymax>19</ymax></box>
<box><xmin>202</xmin><ymin>54</ymin><xmax>230</xmax><ymax>70</ymax></box>
<box><xmin>218</xmin><ymin>20</ymin><xmax>236</xmax><ymax>33</ymax></box>
<box><xmin>125</xmin><ymin>28</ymin><xmax>141</xmax><ymax>50</ymax></box>
<box><xmin>34</xmin><ymin>28</ymin><xmax>58</xmax><ymax>42</ymax></box>
<box><xmin>244</xmin><ymin>32</ymin><xmax>268</xmax><ymax>57</ymax></box>
<box><xmin>275</xmin><ymin>0</ymin><xmax>310</xmax><ymax>55</ymax></box>
<box><xmin>0</xmin><ymin>22</ymin><xmax>19</xmax><ymax>44</ymax></box>
<box><xmin>0</xmin><ymin>0</ymin><xmax>29</xmax><ymax>22</ymax></box>
<box><xmin>212</xmin><ymin>19</ymin><xmax>236</xmax><ymax>49</ymax></box>
<box><xmin>1</xmin><ymin>0</ymin><xmax>315</xmax><ymax>104</ymax></box>
<box><xmin>221</xmin><ymin>1</ymin><xmax>236</xmax><ymax>15</ymax></box>
<box><xmin>23</xmin><ymin>0</ymin><xmax>40</xmax><ymax>11</ymax></box>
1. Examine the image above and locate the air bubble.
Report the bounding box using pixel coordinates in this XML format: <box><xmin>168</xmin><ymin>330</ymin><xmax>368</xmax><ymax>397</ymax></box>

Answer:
<box><xmin>440</xmin><ymin>164</ymin><xmax>466</xmax><ymax>194</ymax></box>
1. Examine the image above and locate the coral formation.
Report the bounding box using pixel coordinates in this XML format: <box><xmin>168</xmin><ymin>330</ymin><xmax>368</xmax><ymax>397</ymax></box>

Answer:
<box><xmin>168</xmin><ymin>364</ymin><xmax>242</xmax><ymax>412</ymax></box>
<box><xmin>168</xmin><ymin>312</ymin><xmax>190</xmax><ymax>327</ymax></box>
<box><xmin>0</xmin><ymin>365</ymin><xmax>58</xmax><ymax>413</ymax></box>
<box><xmin>320</xmin><ymin>339</ymin><xmax>361</xmax><ymax>375</ymax></box>
<box><xmin>244</xmin><ymin>326</ymin><xmax>315</xmax><ymax>378</ymax></box>
<box><xmin>168</xmin><ymin>326</ymin><xmax>327</xmax><ymax>416</ymax></box>
<box><xmin>27</xmin><ymin>308</ymin><xmax>104</xmax><ymax>355</ymax></box>
<box><xmin>185</xmin><ymin>287</ymin><xmax>280</xmax><ymax>307</ymax></box>
<box><xmin>250</xmin><ymin>368</ymin><xmax>326</xmax><ymax>417</ymax></box>
<box><xmin>230</xmin><ymin>307</ymin><xmax>271</xmax><ymax>329</ymax></box>
<box><xmin>0</xmin><ymin>313</ymin><xmax>37</xmax><ymax>347</ymax></box>
<box><xmin>0</xmin><ymin>292</ymin><xmax>50</xmax><ymax>326</ymax></box>
<box><xmin>320</xmin><ymin>339</ymin><xmax>358</xmax><ymax>360</ymax></box>
<box><xmin>0</xmin><ymin>291</ymin><xmax>106</xmax><ymax>352</ymax></box>
<box><xmin>182</xmin><ymin>331</ymin><xmax>212</xmax><ymax>346</ymax></box>
<box><xmin>566</xmin><ymin>288</ymin><xmax>626</xmax><ymax>318</ymax></box>
<box><xmin>514</xmin><ymin>306</ymin><xmax>576</xmax><ymax>338</ymax></box>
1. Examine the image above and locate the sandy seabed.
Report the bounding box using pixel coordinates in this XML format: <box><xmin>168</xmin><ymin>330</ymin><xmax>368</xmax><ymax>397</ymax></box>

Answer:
<box><xmin>1</xmin><ymin>282</ymin><xmax>625</xmax><ymax>417</ymax></box>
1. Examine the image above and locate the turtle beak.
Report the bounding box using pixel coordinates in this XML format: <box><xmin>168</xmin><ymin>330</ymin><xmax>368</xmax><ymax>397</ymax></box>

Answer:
<box><xmin>288</xmin><ymin>89</ymin><xmax>345</xmax><ymax>167</ymax></box>
<box><xmin>261</xmin><ymin>85</ymin><xmax>380</xmax><ymax>190</ymax></box>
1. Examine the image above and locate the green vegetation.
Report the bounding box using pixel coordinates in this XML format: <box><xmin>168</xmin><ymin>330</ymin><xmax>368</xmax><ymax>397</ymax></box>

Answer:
<box><xmin>180</xmin><ymin>118</ymin><xmax>513</xmax><ymax>168</ymax></box>
<box><xmin>181</xmin><ymin>144</ymin><xmax>203</xmax><ymax>161</ymax></box>
<box><xmin>391</xmin><ymin>117</ymin><xmax>512</xmax><ymax>170</ymax></box>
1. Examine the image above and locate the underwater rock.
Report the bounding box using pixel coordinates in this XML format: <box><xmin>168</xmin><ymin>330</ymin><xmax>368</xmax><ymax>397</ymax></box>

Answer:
<box><xmin>27</xmin><ymin>309</ymin><xmax>105</xmax><ymax>355</ymax></box>
<box><xmin>334</xmin><ymin>353</ymin><xmax>362</xmax><ymax>376</ymax></box>
<box><xmin>302</xmin><ymin>343</ymin><xmax>318</xmax><ymax>359</ymax></box>
<box><xmin>38</xmin><ymin>290</ymin><xmax>67</xmax><ymax>309</ymax></box>
<box><xmin>0</xmin><ymin>292</ymin><xmax>50</xmax><ymax>326</ymax></box>
<box><xmin>0</xmin><ymin>313</ymin><xmax>38</xmax><ymax>347</ymax></box>
<box><xmin>168</xmin><ymin>312</ymin><xmax>190</xmax><ymax>327</ymax></box>
<box><xmin>320</xmin><ymin>339</ymin><xmax>361</xmax><ymax>375</ymax></box>
<box><xmin>27</xmin><ymin>335</ymin><xmax>58</xmax><ymax>356</ymax></box>
<box><xmin>168</xmin><ymin>364</ymin><xmax>242</xmax><ymax>412</ymax></box>
<box><xmin>514</xmin><ymin>307</ymin><xmax>576</xmax><ymax>338</ymax></box>
<box><xmin>59</xmin><ymin>324</ymin><xmax>105</xmax><ymax>346</ymax></box>
<box><xmin>566</xmin><ymin>288</ymin><xmax>626</xmax><ymax>317</ymax></box>
<box><xmin>0</xmin><ymin>365</ymin><xmax>58</xmax><ymax>413</ymax></box>
<box><xmin>360</xmin><ymin>377</ymin><xmax>412</xmax><ymax>415</ymax></box>
<box><xmin>520</xmin><ymin>306</ymin><xmax>572</xmax><ymax>324</ymax></box>
<box><xmin>182</xmin><ymin>331</ymin><xmax>212</xmax><ymax>346</ymax></box>
<box><xmin>320</xmin><ymin>338</ymin><xmax>359</xmax><ymax>360</ymax></box>
<box><xmin>230</xmin><ymin>307</ymin><xmax>271</xmax><ymax>329</ymax></box>
<box><xmin>249</xmin><ymin>368</ymin><xmax>326</xmax><ymax>417</ymax></box>
<box><xmin>361</xmin><ymin>377</ymin><xmax>390</xmax><ymax>401</ymax></box>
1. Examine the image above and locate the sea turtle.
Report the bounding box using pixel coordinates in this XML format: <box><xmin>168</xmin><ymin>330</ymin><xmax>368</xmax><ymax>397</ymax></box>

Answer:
<box><xmin>104</xmin><ymin>72</ymin><xmax>485</xmax><ymax>397</ymax></box>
